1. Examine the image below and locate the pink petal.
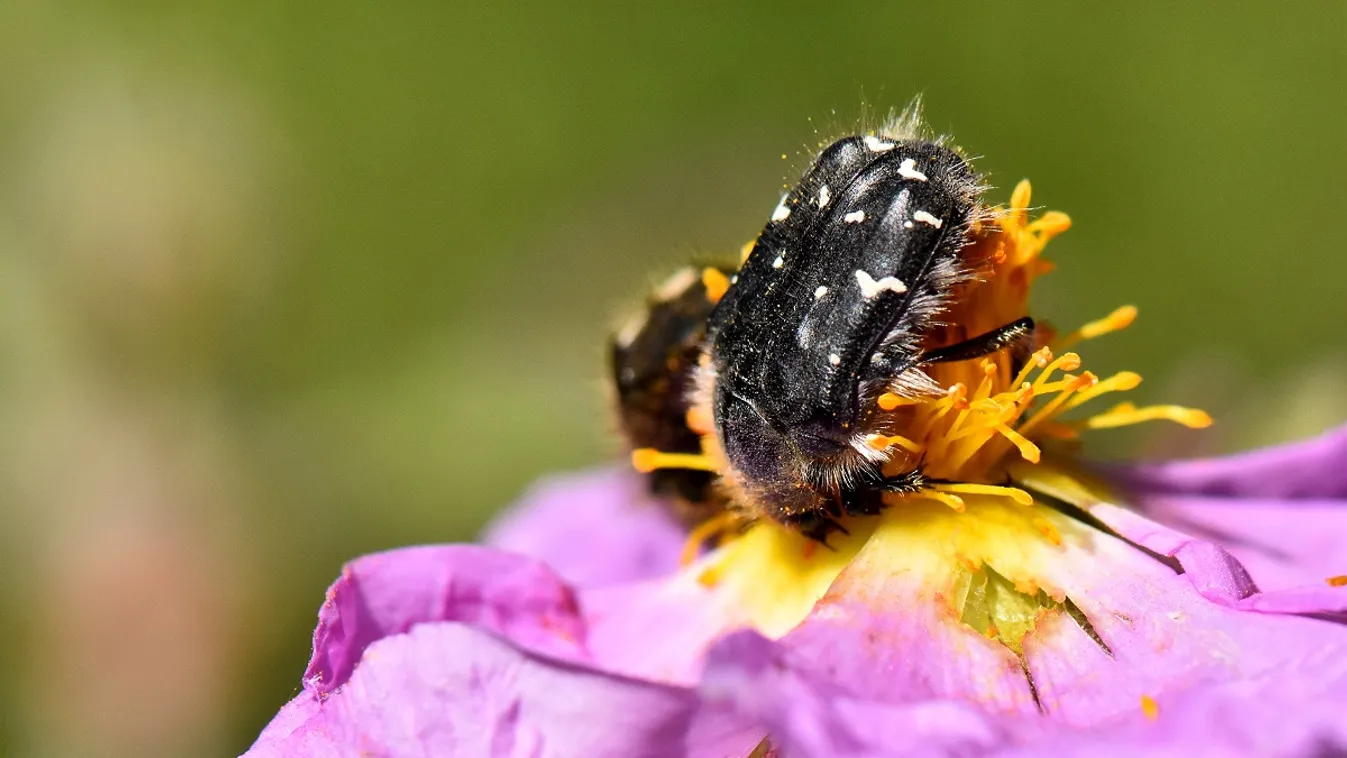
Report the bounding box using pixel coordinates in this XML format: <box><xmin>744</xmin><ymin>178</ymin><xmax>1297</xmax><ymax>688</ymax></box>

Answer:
<box><xmin>777</xmin><ymin>533</ymin><xmax>1041</xmax><ymax>712</ymax></box>
<box><xmin>701</xmin><ymin>630</ymin><xmax>1017</xmax><ymax>757</ymax></box>
<box><xmin>1132</xmin><ymin>494</ymin><xmax>1347</xmax><ymax>591</ymax></box>
<box><xmin>1108</xmin><ymin>422</ymin><xmax>1347</xmax><ymax>499</ymax></box>
<box><xmin>1018</xmin><ymin>510</ymin><xmax>1347</xmax><ymax>725</ymax></box>
<box><xmin>304</xmin><ymin>545</ymin><xmax>588</xmax><ymax>695</ymax></box>
<box><xmin>247</xmin><ymin>623</ymin><xmax>763</xmax><ymax>758</ymax></box>
<box><xmin>483</xmin><ymin>467</ymin><xmax>686</xmax><ymax>588</ymax></box>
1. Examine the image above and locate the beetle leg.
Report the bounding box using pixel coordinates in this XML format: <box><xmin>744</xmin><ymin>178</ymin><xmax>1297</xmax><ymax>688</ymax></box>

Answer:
<box><xmin>919</xmin><ymin>317</ymin><xmax>1035</xmax><ymax>365</ymax></box>
<box><xmin>780</xmin><ymin>512</ymin><xmax>850</xmax><ymax>547</ymax></box>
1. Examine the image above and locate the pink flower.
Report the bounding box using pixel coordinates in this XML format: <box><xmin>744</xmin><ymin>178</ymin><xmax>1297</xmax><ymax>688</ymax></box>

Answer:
<box><xmin>243</xmin><ymin>181</ymin><xmax>1347</xmax><ymax>757</ymax></box>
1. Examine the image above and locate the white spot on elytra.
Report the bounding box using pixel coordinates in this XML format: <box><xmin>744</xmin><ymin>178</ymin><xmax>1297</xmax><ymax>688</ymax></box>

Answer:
<box><xmin>903</xmin><ymin>220</ymin><xmax>914</xmax><ymax>229</ymax></box>
<box><xmin>772</xmin><ymin>254</ymin><xmax>784</xmax><ymax>269</ymax></box>
<box><xmin>828</xmin><ymin>353</ymin><xmax>842</xmax><ymax>366</ymax></box>
<box><xmin>817</xmin><ymin>184</ymin><xmax>831</xmax><ymax>208</ymax></box>
<box><xmin>913</xmin><ymin>210</ymin><xmax>943</xmax><ymax>229</ymax></box>
<box><xmin>771</xmin><ymin>194</ymin><xmax>791</xmax><ymax>221</ymax></box>
<box><xmin>871</xmin><ymin>352</ymin><xmax>884</xmax><ymax>364</ymax></box>
<box><xmin>814</xmin><ymin>285</ymin><xmax>828</xmax><ymax>299</ymax></box>
<box><xmin>844</xmin><ymin>210</ymin><xmax>866</xmax><ymax>223</ymax></box>
<box><xmin>863</xmin><ymin>135</ymin><xmax>896</xmax><ymax>152</ymax></box>
<box><xmin>730</xmin><ymin>275</ymin><xmax>738</xmax><ymax>284</ymax></box>
<box><xmin>897</xmin><ymin>158</ymin><xmax>928</xmax><ymax>182</ymax></box>
<box><xmin>855</xmin><ymin>269</ymin><xmax>908</xmax><ymax>298</ymax></box>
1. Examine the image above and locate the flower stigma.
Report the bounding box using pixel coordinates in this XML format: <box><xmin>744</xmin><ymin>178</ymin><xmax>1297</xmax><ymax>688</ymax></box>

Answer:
<box><xmin>632</xmin><ymin>180</ymin><xmax>1212</xmax><ymax>653</ymax></box>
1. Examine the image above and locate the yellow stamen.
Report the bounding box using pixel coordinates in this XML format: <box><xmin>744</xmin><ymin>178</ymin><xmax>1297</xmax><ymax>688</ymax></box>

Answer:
<box><xmin>1327</xmin><ymin>575</ymin><xmax>1347</xmax><ymax>587</ymax></box>
<box><xmin>1085</xmin><ymin>403</ymin><xmax>1213</xmax><ymax>430</ymax></box>
<box><xmin>1033</xmin><ymin>352</ymin><xmax>1081</xmax><ymax>390</ymax></box>
<box><xmin>1140</xmin><ymin>694</ymin><xmax>1160</xmax><ymax>721</ymax></box>
<box><xmin>1055</xmin><ymin>305</ymin><xmax>1138</xmax><ymax>351</ymax></box>
<box><xmin>914</xmin><ymin>490</ymin><xmax>966</xmax><ymax>512</ymax></box>
<box><xmin>1009</xmin><ymin>179</ymin><xmax>1032</xmax><ymax>216</ymax></box>
<box><xmin>878</xmin><ymin>392</ymin><xmax>922</xmax><ymax>411</ymax></box>
<box><xmin>931</xmin><ymin>483</ymin><xmax>1034</xmax><ymax>507</ymax></box>
<box><xmin>680</xmin><ymin>512</ymin><xmax>741</xmax><ymax>566</ymax></box>
<box><xmin>1064</xmin><ymin>371</ymin><xmax>1142</xmax><ymax>411</ymax></box>
<box><xmin>739</xmin><ymin>239</ymin><xmax>755</xmax><ymax>263</ymax></box>
<box><xmin>1016</xmin><ymin>372</ymin><xmax>1096</xmax><ymax>438</ymax></box>
<box><xmin>702</xmin><ymin>267</ymin><xmax>731</xmax><ymax>303</ymax></box>
<box><xmin>866</xmin><ymin>433</ymin><xmax>925</xmax><ymax>454</ymax></box>
<box><xmin>1012</xmin><ymin>347</ymin><xmax>1053</xmax><ymax>388</ymax></box>
<box><xmin>1026</xmin><ymin>210</ymin><xmax>1072</xmax><ymax>240</ymax></box>
<box><xmin>995</xmin><ymin>424</ymin><xmax>1042</xmax><ymax>464</ymax></box>
<box><xmin>631</xmin><ymin>448</ymin><xmax>717</xmax><ymax>473</ymax></box>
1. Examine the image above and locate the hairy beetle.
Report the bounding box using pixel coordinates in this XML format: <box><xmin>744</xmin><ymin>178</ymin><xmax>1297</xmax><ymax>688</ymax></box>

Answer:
<box><xmin>610</xmin><ymin>266</ymin><xmax>733</xmax><ymax>525</ymax></box>
<box><xmin>693</xmin><ymin>127</ymin><xmax>1033</xmax><ymax>543</ymax></box>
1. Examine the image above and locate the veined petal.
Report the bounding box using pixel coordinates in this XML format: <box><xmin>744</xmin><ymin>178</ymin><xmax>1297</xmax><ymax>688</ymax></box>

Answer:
<box><xmin>248</xmin><ymin>623</ymin><xmax>764</xmax><ymax>758</ymax></box>
<box><xmin>993</xmin><ymin>648</ymin><xmax>1347</xmax><ymax>757</ymax></box>
<box><xmin>1014</xmin><ymin>509</ymin><xmax>1347</xmax><ymax>725</ymax></box>
<box><xmin>303</xmin><ymin>545</ymin><xmax>588</xmax><ymax>695</ymax></box>
<box><xmin>1135</xmin><ymin>494</ymin><xmax>1347</xmax><ymax>591</ymax></box>
<box><xmin>700</xmin><ymin>630</ymin><xmax>1016</xmax><ymax>758</ymax></box>
<box><xmin>483</xmin><ymin>467</ymin><xmax>685</xmax><ymax>588</ymax></box>
<box><xmin>1107</xmin><ymin>422</ymin><xmax>1347</xmax><ymax>499</ymax></box>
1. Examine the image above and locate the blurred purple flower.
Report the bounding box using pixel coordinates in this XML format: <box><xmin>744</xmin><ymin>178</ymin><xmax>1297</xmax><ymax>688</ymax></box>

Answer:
<box><xmin>244</xmin><ymin>430</ymin><xmax>1347</xmax><ymax>758</ymax></box>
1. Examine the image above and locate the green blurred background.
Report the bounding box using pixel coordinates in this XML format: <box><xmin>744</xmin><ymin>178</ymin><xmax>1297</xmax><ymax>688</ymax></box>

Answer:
<box><xmin>1</xmin><ymin>2</ymin><xmax>1345</xmax><ymax>755</ymax></box>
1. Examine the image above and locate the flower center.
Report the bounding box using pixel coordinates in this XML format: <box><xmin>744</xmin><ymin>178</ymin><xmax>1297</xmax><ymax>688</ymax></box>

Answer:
<box><xmin>633</xmin><ymin>179</ymin><xmax>1211</xmax><ymax>651</ymax></box>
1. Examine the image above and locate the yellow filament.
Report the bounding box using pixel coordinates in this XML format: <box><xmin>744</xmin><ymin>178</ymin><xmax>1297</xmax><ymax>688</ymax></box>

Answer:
<box><xmin>631</xmin><ymin>448</ymin><xmax>717</xmax><ymax>473</ymax></box>
<box><xmin>1033</xmin><ymin>352</ymin><xmax>1082</xmax><ymax>390</ymax></box>
<box><xmin>995</xmin><ymin>424</ymin><xmax>1042</xmax><ymax>464</ymax></box>
<box><xmin>680</xmin><ymin>512</ymin><xmax>741</xmax><ymax>566</ymax></box>
<box><xmin>1085</xmin><ymin>403</ymin><xmax>1213</xmax><ymax>430</ymax></box>
<box><xmin>878</xmin><ymin>392</ymin><xmax>922</xmax><ymax>411</ymax></box>
<box><xmin>1064</xmin><ymin>371</ymin><xmax>1142</xmax><ymax>411</ymax></box>
<box><xmin>1012</xmin><ymin>347</ymin><xmax>1053</xmax><ymax>388</ymax></box>
<box><xmin>866</xmin><ymin>433</ymin><xmax>925</xmax><ymax>454</ymax></box>
<box><xmin>1016</xmin><ymin>373</ymin><xmax>1096</xmax><ymax>438</ymax></box>
<box><xmin>916</xmin><ymin>490</ymin><xmax>966</xmax><ymax>512</ymax></box>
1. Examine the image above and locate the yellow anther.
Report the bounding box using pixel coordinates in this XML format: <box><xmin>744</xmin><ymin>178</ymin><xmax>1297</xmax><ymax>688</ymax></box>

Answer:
<box><xmin>739</xmin><ymin>239</ymin><xmax>755</xmax><ymax>263</ymax></box>
<box><xmin>932</xmin><ymin>483</ymin><xmax>1034</xmax><ymax>507</ymax></box>
<box><xmin>1012</xmin><ymin>347</ymin><xmax>1053</xmax><ymax>387</ymax></box>
<box><xmin>685</xmin><ymin>405</ymin><xmax>715</xmax><ymax>436</ymax></box>
<box><xmin>702</xmin><ymin>267</ymin><xmax>731</xmax><ymax>303</ymax></box>
<box><xmin>1033</xmin><ymin>352</ymin><xmax>1082</xmax><ymax>390</ymax></box>
<box><xmin>1027</xmin><ymin>211</ymin><xmax>1072</xmax><ymax>240</ymax></box>
<box><xmin>631</xmin><ymin>448</ymin><xmax>718</xmax><ymax>473</ymax></box>
<box><xmin>1327</xmin><ymin>575</ymin><xmax>1347</xmax><ymax>587</ymax></box>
